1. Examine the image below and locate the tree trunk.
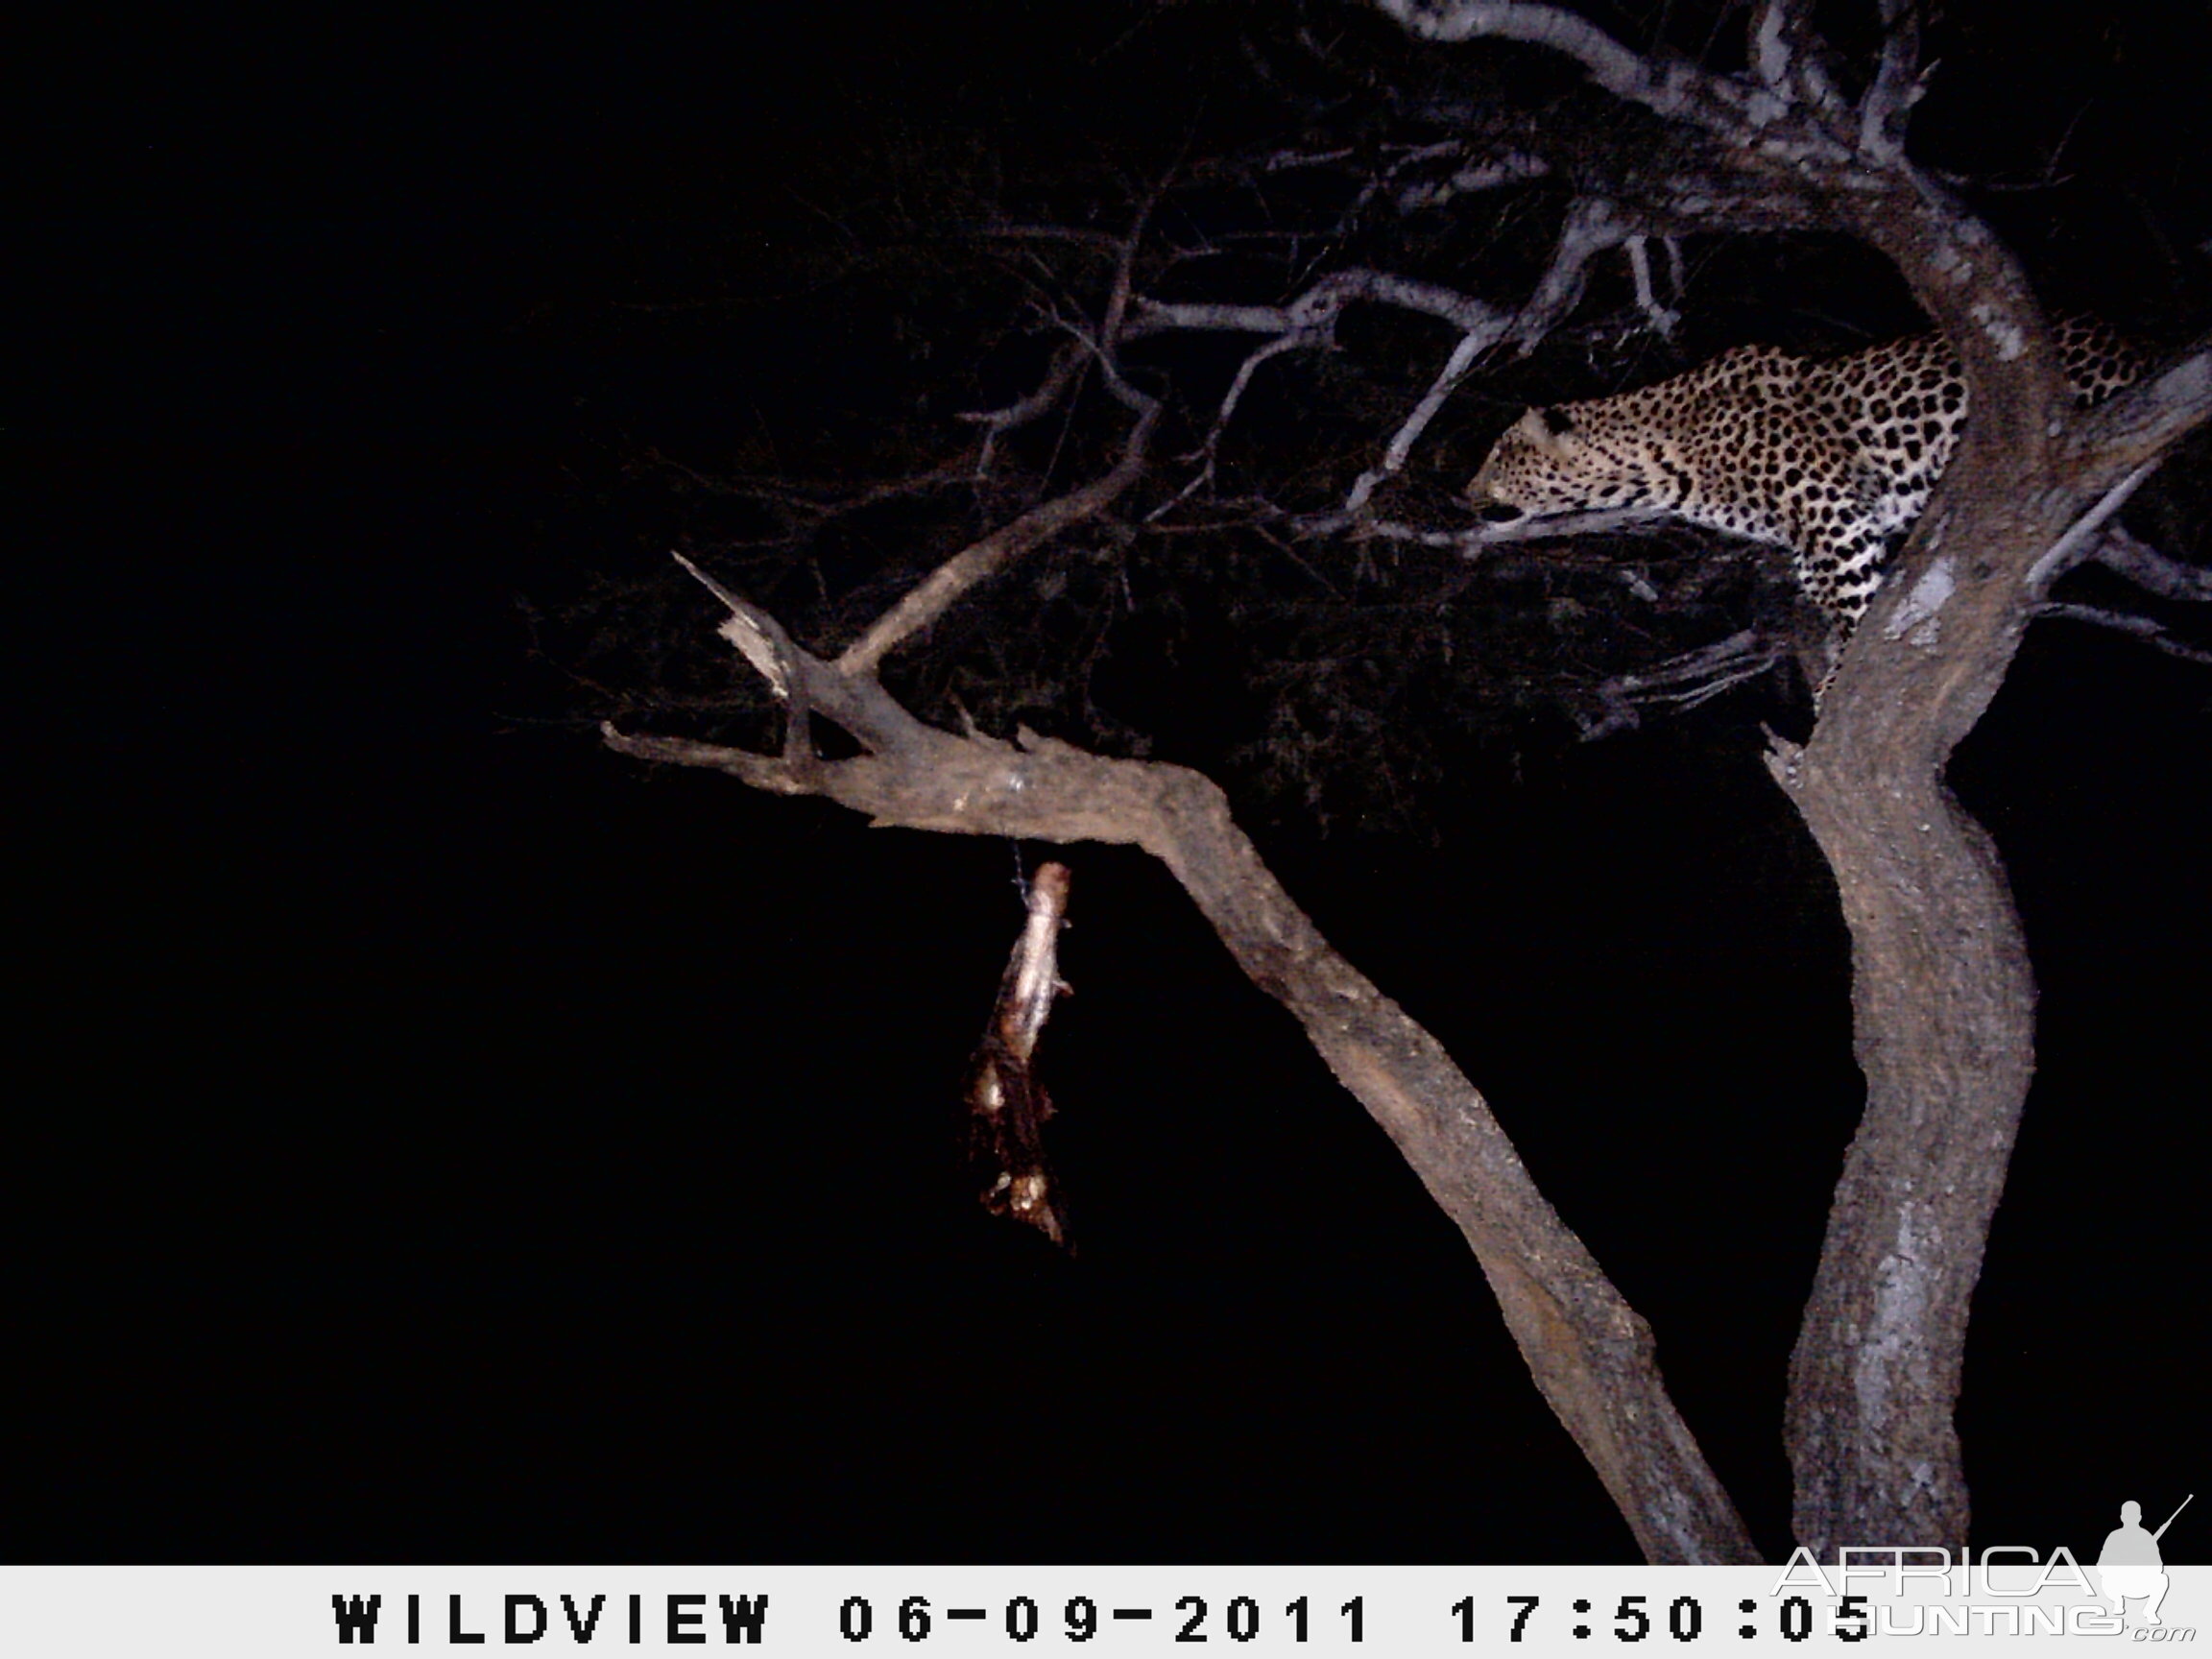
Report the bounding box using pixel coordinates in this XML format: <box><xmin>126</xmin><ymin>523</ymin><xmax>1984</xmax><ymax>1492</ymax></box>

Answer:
<box><xmin>1766</xmin><ymin>432</ymin><xmax>2073</xmax><ymax>1560</ymax></box>
<box><xmin>1770</xmin><ymin>748</ymin><xmax>2037</xmax><ymax>1559</ymax></box>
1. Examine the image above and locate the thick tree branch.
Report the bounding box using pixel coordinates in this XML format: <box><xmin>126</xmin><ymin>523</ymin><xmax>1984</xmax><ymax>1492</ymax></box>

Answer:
<box><xmin>1752</xmin><ymin>314</ymin><xmax>2185</xmax><ymax>1560</ymax></box>
<box><xmin>2073</xmin><ymin>334</ymin><xmax>2212</xmax><ymax>487</ymax></box>
<box><xmin>1392</xmin><ymin>148</ymin><xmax>1551</xmax><ymax>211</ymax></box>
<box><xmin>1623</xmin><ymin>235</ymin><xmax>1680</xmax><ymax>338</ymax></box>
<box><xmin>1748</xmin><ymin>2</ymin><xmax>1802</xmax><ymax>95</ymax></box>
<box><xmin>1749</xmin><ymin>0</ymin><xmax>1852</xmax><ymax>128</ymax></box>
<box><xmin>1456</xmin><ymin>505</ymin><xmax>1676</xmax><ymax>550</ymax></box>
<box><xmin>2089</xmin><ymin>523</ymin><xmax>2212</xmax><ymax>602</ymax></box>
<box><xmin>1758</xmin><ymin>448</ymin><xmax>2157</xmax><ymax>1558</ymax></box>
<box><xmin>607</xmin><ymin>599</ymin><xmax>1758</xmax><ymax>1559</ymax></box>
<box><xmin>1376</xmin><ymin>0</ymin><xmax>1743</xmax><ymax>128</ymax></box>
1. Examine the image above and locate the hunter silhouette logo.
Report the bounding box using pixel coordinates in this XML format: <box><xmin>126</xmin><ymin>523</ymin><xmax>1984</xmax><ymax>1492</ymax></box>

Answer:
<box><xmin>2098</xmin><ymin>1494</ymin><xmax>2192</xmax><ymax>1626</ymax></box>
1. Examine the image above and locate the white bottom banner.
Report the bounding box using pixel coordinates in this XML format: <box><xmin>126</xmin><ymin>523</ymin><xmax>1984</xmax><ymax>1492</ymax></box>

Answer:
<box><xmin>3</xmin><ymin>1560</ymin><xmax>2204</xmax><ymax>1654</ymax></box>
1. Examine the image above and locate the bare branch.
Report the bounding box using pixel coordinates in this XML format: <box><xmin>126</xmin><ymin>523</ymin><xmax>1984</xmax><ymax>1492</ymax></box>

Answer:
<box><xmin>1343</xmin><ymin>140</ymin><xmax>1459</xmax><ymax>220</ymax></box>
<box><xmin>1181</xmin><ymin>333</ymin><xmax>1324</xmax><ymax>488</ymax></box>
<box><xmin>1856</xmin><ymin>0</ymin><xmax>1925</xmax><ymax>163</ymax></box>
<box><xmin>1126</xmin><ymin>266</ymin><xmax>1512</xmax><ymax>519</ymax></box>
<box><xmin>1375</xmin><ymin>0</ymin><xmax>1724</xmax><ymax>125</ymax></box>
<box><xmin>1123</xmin><ymin>298</ymin><xmax>1308</xmax><ymax>335</ymax></box>
<box><xmin>606</xmin><ymin>611</ymin><xmax>1760</xmax><ymax>1563</ymax></box>
<box><xmin>1392</xmin><ymin>149</ymin><xmax>1550</xmax><ymax>211</ymax></box>
<box><xmin>1623</xmin><ymin>235</ymin><xmax>1680</xmax><ymax>339</ymax></box>
<box><xmin>1131</xmin><ymin>266</ymin><xmax>1503</xmax><ymax>341</ymax></box>
<box><xmin>672</xmin><ymin>550</ymin><xmax>798</xmax><ymax>703</ymax></box>
<box><xmin>979</xmin><ymin>225</ymin><xmax>1127</xmax><ymax>251</ymax></box>
<box><xmin>2074</xmin><ymin>334</ymin><xmax>2212</xmax><ymax>486</ymax></box>
<box><xmin>640</xmin><ymin>449</ymin><xmax>973</xmax><ymax>515</ymax></box>
<box><xmin>836</xmin><ymin>397</ymin><xmax>1159</xmax><ymax>678</ymax></box>
<box><xmin>1749</xmin><ymin>1</ymin><xmax>1799</xmax><ymax>94</ymax></box>
<box><xmin>601</xmin><ymin>725</ymin><xmax>816</xmax><ymax>795</ymax></box>
<box><xmin>1228</xmin><ymin>189</ymin><xmax>1639</xmax><ymax>535</ymax></box>
<box><xmin>2032</xmin><ymin>602</ymin><xmax>2212</xmax><ymax>667</ymax></box>
<box><xmin>1456</xmin><ymin>505</ymin><xmax>1679</xmax><ymax>551</ymax></box>
<box><xmin>1097</xmin><ymin>193</ymin><xmax>1156</xmax><ymax>372</ymax></box>
<box><xmin>1509</xmin><ymin>197</ymin><xmax>1635</xmax><ymax>351</ymax></box>
<box><xmin>637</xmin><ymin>577</ymin><xmax>950</xmax><ymax>762</ymax></box>
<box><xmin>957</xmin><ymin>343</ymin><xmax>1087</xmax><ymax>476</ymax></box>
<box><xmin>1334</xmin><ymin>270</ymin><xmax>1509</xmax><ymax>333</ymax></box>
<box><xmin>2089</xmin><ymin>524</ymin><xmax>2212</xmax><ymax>602</ymax></box>
<box><xmin>1342</xmin><ymin>325</ymin><xmax>1502</xmax><ymax>515</ymax></box>
<box><xmin>2025</xmin><ymin>465</ymin><xmax>2156</xmax><ymax>595</ymax></box>
<box><xmin>1578</xmin><ymin>630</ymin><xmax>1788</xmax><ymax>739</ymax></box>
<box><xmin>1750</xmin><ymin>0</ymin><xmax>1852</xmax><ymax>128</ymax></box>
<box><xmin>1254</xmin><ymin>146</ymin><xmax>1363</xmax><ymax>173</ymax></box>
<box><xmin>1358</xmin><ymin>515</ymin><xmax>1512</xmax><ymax>549</ymax></box>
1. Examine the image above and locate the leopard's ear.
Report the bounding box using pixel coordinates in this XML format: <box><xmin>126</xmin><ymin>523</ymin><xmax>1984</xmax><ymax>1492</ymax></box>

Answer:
<box><xmin>1512</xmin><ymin>406</ymin><xmax>1575</xmax><ymax>451</ymax></box>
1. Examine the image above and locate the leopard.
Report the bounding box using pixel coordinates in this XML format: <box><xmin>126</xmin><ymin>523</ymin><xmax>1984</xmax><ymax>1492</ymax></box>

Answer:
<box><xmin>1466</xmin><ymin>318</ymin><xmax>2146</xmax><ymax>673</ymax></box>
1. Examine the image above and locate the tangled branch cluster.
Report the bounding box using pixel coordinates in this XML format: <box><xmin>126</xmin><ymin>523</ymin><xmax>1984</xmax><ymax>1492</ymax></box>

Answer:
<box><xmin>563</xmin><ymin>0</ymin><xmax>2206</xmax><ymax>831</ymax></box>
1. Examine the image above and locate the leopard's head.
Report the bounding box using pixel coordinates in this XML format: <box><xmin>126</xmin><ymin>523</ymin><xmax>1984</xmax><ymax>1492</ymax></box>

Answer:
<box><xmin>1466</xmin><ymin>405</ymin><xmax>1662</xmax><ymax>525</ymax></box>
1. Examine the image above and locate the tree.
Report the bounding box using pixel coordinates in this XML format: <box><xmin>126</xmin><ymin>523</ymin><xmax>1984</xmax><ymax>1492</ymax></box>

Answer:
<box><xmin>591</xmin><ymin>0</ymin><xmax>2210</xmax><ymax>1562</ymax></box>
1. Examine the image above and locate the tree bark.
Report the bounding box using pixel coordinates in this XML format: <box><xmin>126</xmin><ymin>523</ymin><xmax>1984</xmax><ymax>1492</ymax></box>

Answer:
<box><xmin>1767</xmin><ymin>698</ymin><xmax>2042</xmax><ymax>1560</ymax></box>
<box><xmin>1754</xmin><ymin>181</ymin><xmax>2056</xmax><ymax>1554</ymax></box>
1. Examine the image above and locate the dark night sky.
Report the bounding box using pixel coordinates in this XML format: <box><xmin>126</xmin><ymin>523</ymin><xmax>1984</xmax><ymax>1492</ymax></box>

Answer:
<box><xmin>14</xmin><ymin>4</ymin><xmax>2208</xmax><ymax>1565</ymax></box>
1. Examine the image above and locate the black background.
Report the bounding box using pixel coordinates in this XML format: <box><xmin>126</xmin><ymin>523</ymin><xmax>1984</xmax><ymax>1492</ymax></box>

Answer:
<box><xmin>15</xmin><ymin>3</ymin><xmax>2207</xmax><ymax>1564</ymax></box>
